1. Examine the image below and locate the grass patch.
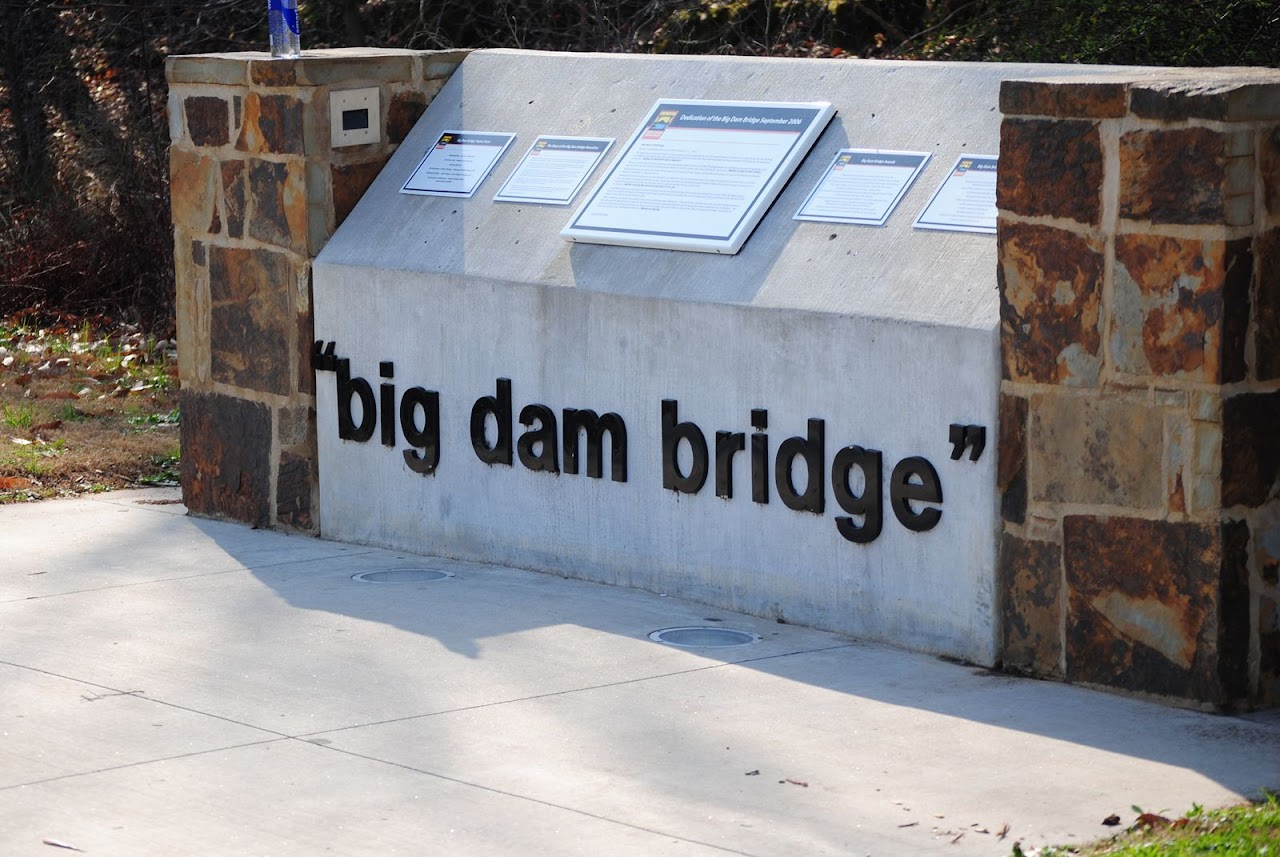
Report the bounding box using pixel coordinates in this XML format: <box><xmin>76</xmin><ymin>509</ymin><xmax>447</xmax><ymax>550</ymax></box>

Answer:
<box><xmin>0</xmin><ymin>313</ymin><xmax>179</xmax><ymax>501</ymax></box>
<box><xmin>1027</xmin><ymin>794</ymin><xmax>1280</xmax><ymax>856</ymax></box>
<box><xmin>2</xmin><ymin>402</ymin><xmax>34</xmax><ymax>429</ymax></box>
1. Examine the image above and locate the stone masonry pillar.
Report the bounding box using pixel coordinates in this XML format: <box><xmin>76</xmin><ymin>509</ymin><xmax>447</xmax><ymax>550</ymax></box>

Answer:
<box><xmin>167</xmin><ymin>48</ymin><xmax>466</xmax><ymax>531</ymax></box>
<box><xmin>997</xmin><ymin>70</ymin><xmax>1280</xmax><ymax>708</ymax></box>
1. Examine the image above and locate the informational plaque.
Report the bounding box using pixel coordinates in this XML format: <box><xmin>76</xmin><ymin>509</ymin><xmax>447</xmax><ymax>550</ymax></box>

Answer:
<box><xmin>913</xmin><ymin>154</ymin><xmax>998</xmax><ymax>234</ymax></box>
<box><xmin>401</xmin><ymin>131</ymin><xmax>516</xmax><ymax>198</ymax></box>
<box><xmin>562</xmin><ymin>100</ymin><xmax>836</xmax><ymax>254</ymax></box>
<box><xmin>494</xmin><ymin>136</ymin><xmax>614</xmax><ymax>205</ymax></box>
<box><xmin>794</xmin><ymin>149</ymin><xmax>930</xmax><ymax>226</ymax></box>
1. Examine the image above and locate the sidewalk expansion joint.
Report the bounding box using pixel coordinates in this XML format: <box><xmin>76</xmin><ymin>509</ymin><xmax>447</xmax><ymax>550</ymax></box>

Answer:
<box><xmin>295</xmin><ymin>642</ymin><xmax>861</xmax><ymax>739</ymax></box>
<box><xmin>304</xmin><ymin>741</ymin><xmax>771</xmax><ymax>857</ymax></box>
<box><xmin>0</xmin><ymin>738</ymin><xmax>290</xmax><ymax>792</ymax></box>
<box><xmin>0</xmin><ymin>551</ymin><xmax>383</xmax><ymax>604</ymax></box>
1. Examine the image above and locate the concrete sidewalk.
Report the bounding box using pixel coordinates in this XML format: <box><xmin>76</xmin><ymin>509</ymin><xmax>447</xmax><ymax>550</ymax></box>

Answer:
<box><xmin>1</xmin><ymin>489</ymin><xmax>1277</xmax><ymax>856</ymax></box>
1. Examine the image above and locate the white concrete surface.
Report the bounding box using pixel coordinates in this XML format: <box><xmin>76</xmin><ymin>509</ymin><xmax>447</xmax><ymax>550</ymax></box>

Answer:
<box><xmin>1</xmin><ymin>489</ymin><xmax>1277</xmax><ymax>856</ymax></box>
<box><xmin>314</xmin><ymin>52</ymin><xmax>1123</xmax><ymax>662</ymax></box>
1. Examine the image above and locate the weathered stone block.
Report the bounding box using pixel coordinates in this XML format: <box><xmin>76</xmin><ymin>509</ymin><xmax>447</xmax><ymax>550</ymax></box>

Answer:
<box><xmin>184</xmin><ymin>96</ymin><xmax>230</xmax><ymax>147</ymax></box>
<box><xmin>180</xmin><ymin>390</ymin><xmax>271</xmax><ymax>527</ymax></box>
<box><xmin>249</xmin><ymin>59</ymin><xmax>297</xmax><ymax>88</ymax></box>
<box><xmin>236</xmin><ymin>92</ymin><xmax>305</xmax><ymax>155</ymax></box>
<box><xmin>388</xmin><ymin>90</ymin><xmax>428</xmax><ymax>144</ymax></box>
<box><xmin>998</xmin><ymin>119</ymin><xmax>1102</xmax><ymax>223</ymax></box>
<box><xmin>1029</xmin><ymin>395</ymin><xmax>1163</xmax><ymax>508</ymax></box>
<box><xmin>220</xmin><ymin>160</ymin><xmax>246</xmax><ymax>239</ymax></box>
<box><xmin>1064</xmin><ymin>516</ymin><xmax>1243</xmax><ymax>704</ymax></box>
<box><xmin>999</xmin><ymin>392</ymin><xmax>1027</xmax><ymax>524</ymax></box>
<box><xmin>166</xmin><ymin>55</ymin><xmax>248</xmax><ymax>87</ymax></box>
<box><xmin>1264</xmin><ymin>126</ymin><xmax>1280</xmax><ymax>218</ymax></box>
<box><xmin>1222</xmin><ymin>391</ymin><xmax>1280</xmax><ymax>508</ymax></box>
<box><xmin>279</xmin><ymin>404</ymin><xmax>315</xmax><ymax>448</ymax></box>
<box><xmin>1256</xmin><ymin>229</ymin><xmax>1280</xmax><ymax>381</ymax></box>
<box><xmin>296</xmin><ymin>300</ymin><xmax>314</xmax><ymax>395</ymax></box>
<box><xmin>999</xmin><ymin>533</ymin><xmax>1062</xmax><ymax>676</ymax></box>
<box><xmin>173</xmin><ymin>234</ymin><xmax>210</xmax><ymax>387</ymax></box>
<box><xmin>1110</xmin><ymin>235</ymin><xmax>1251</xmax><ymax>382</ymax></box>
<box><xmin>1262</xmin><ymin>595</ymin><xmax>1280</xmax><ymax>705</ymax></box>
<box><xmin>277</xmin><ymin>449</ymin><xmax>316</xmax><ymax>532</ymax></box>
<box><xmin>247</xmin><ymin>158</ymin><xmax>307</xmax><ymax>252</ymax></box>
<box><xmin>998</xmin><ymin>222</ymin><xmax>1104</xmax><ymax>385</ymax></box>
<box><xmin>208</xmin><ymin>246</ymin><xmax>294</xmax><ymax>396</ymax></box>
<box><xmin>169</xmin><ymin>148</ymin><xmax>219</xmax><ymax>233</ymax></box>
<box><xmin>331</xmin><ymin>159</ymin><xmax>387</xmax><ymax>227</ymax></box>
<box><xmin>1120</xmin><ymin>127</ymin><xmax>1227</xmax><ymax>225</ymax></box>
<box><xmin>1129</xmin><ymin>78</ymin><xmax>1280</xmax><ymax>122</ymax></box>
<box><xmin>999</xmin><ymin>79</ymin><xmax>1128</xmax><ymax>119</ymax></box>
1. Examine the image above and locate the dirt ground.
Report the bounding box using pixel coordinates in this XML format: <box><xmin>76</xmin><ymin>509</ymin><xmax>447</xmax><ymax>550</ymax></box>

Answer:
<box><xmin>0</xmin><ymin>314</ymin><xmax>180</xmax><ymax>502</ymax></box>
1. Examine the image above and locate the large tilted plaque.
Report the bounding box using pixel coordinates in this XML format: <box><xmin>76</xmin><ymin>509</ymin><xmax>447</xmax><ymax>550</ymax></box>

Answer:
<box><xmin>562</xmin><ymin>100</ymin><xmax>835</xmax><ymax>254</ymax></box>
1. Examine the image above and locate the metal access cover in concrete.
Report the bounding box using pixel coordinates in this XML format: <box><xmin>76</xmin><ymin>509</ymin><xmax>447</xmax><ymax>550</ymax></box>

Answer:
<box><xmin>351</xmin><ymin>569</ymin><xmax>453</xmax><ymax>583</ymax></box>
<box><xmin>649</xmin><ymin>627</ymin><xmax>760</xmax><ymax>648</ymax></box>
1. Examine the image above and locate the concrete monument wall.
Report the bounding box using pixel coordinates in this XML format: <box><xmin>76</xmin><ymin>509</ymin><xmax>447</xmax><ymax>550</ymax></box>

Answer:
<box><xmin>171</xmin><ymin>48</ymin><xmax>1280</xmax><ymax>708</ymax></box>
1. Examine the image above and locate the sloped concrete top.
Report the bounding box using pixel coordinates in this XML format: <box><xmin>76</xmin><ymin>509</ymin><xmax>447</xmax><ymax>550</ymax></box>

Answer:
<box><xmin>319</xmin><ymin>50</ymin><xmax>1140</xmax><ymax>330</ymax></box>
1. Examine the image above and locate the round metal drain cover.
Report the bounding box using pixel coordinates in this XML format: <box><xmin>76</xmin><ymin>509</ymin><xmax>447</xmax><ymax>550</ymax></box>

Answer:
<box><xmin>351</xmin><ymin>569</ymin><xmax>452</xmax><ymax>583</ymax></box>
<box><xmin>648</xmin><ymin>626</ymin><xmax>760</xmax><ymax>648</ymax></box>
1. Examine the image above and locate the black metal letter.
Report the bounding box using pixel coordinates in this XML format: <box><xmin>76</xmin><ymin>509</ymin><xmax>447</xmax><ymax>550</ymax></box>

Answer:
<box><xmin>562</xmin><ymin>408</ymin><xmax>627</xmax><ymax>482</ymax></box>
<box><xmin>470</xmin><ymin>378</ymin><xmax>513</xmax><ymax>466</ymax></box>
<box><xmin>890</xmin><ymin>456</ymin><xmax>943</xmax><ymax>532</ymax></box>
<box><xmin>379</xmin><ymin>362</ymin><xmax>395</xmax><ymax>447</ymax></box>
<box><xmin>518</xmin><ymin>404</ymin><xmax>560</xmax><ymax>474</ymax></box>
<box><xmin>400</xmin><ymin>387</ymin><xmax>440</xmax><ymax>475</ymax></box>
<box><xmin>715</xmin><ymin>431</ymin><xmax>745</xmax><ymax>498</ymax></box>
<box><xmin>336</xmin><ymin>358</ymin><xmax>375</xmax><ymax>442</ymax></box>
<box><xmin>751</xmin><ymin>409</ymin><xmax>768</xmax><ymax>504</ymax></box>
<box><xmin>775</xmin><ymin>418</ymin><xmax>825</xmax><ymax>514</ymax></box>
<box><xmin>831</xmin><ymin>445</ymin><xmax>883</xmax><ymax>544</ymax></box>
<box><xmin>661</xmin><ymin>399</ymin><xmax>708</xmax><ymax>494</ymax></box>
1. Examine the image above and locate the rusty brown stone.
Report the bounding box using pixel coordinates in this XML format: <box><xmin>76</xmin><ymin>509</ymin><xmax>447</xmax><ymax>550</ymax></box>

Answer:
<box><xmin>999</xmin><ymin>79</ymin><xmax>1128</xmax><ymax>119</ymax></box>
<box><xmin>247</xmin><ymin>158</ymin><xmax>307</xmax><ymax>252</ymax></box>
<box><xmin>1111</xmin><ymin>234</ymin><xmax>1251</xmax><ymax>382</ymax></box>
<box><xmin>250</xmin><ymin>59</ymin><xmax>297</xmax><ymax>87</ymax></box>
<box><xmin>1119</xmin><ymin>127</ymin><xmax>1227</xmax><ymax>225</ymax></box>
<box><xmin>1256</xmin><ymin>229</ymin><xmax>1280</xmax><ymax>381</ymax></box>
<box><xmin>999</xmin><ymin>533</ymin><xmax>1063</xmax><ymax>677</ymax></box>
<box><xmin>998</xmin><ymin>119</ymin><xmax>1102</xmax><ymax>224</ymax></box>
<box><xmin>236</xmin><ymin>92</ymin><xmax>304</xmax><ymax>155</ymax></box>
<box><xmin>184</xmin><ymin>96</ymin><xmax>230</xmax><ymax>147</ymax></box>
<box><xmin>180</xmin><ymin>389</ymin><xmax>271</xmax><ymax>527</ymax></box>
<box><xmin>1064</xmin><ymin>515</ymin><xmax>1228</xmax><ymax>703</ymax></box>
<box><xmin>1222</xmin><ymin>391</ymin><xmax>1280</xmax><ymax>508</ymax></box>
<box><xmin>208</xmin><ymin>246</ymin><xmax>294</xmax><ymax>396</ymax></box>
<box><xmin>220</xmin><ymin>160</ymin><xmax>246</xmax><ymax>240</ymax></box>
<box><xmin>1029</xmin><ymin>394</ymin><xmax>1163</xmax><ymax>508</ymax></box>
<box><xmin>388</xmin><ymin>91</ymin><xmax>428</xmax><ymax>144</ymax></box>
<box><xmin>331</xmin><ymin>159</ymin><xmax>387</xmax><ymax>228</ymax></box>
<box><xmin>169</xmin><ymin>148</ymin><xmax>219</xmax><ymax>232</ymax></box>
<box><xmin>998</xmin><ymin>222</ymin><xmax>1104</xmax><ymax>385</ymax></box>
<box><xmin>999</xmin><ymin>393</ymin><xmax>1027</xmax><ymax>524</ymax></box>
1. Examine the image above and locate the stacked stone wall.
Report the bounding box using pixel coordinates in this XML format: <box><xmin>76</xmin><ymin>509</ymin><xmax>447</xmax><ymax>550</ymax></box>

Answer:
<box><xmin>997</xmin><ymin>71</ymin><xmax>1280</xmax><ymax>708</ymax></box>
<box><xmin>167</xmin><ymin>48</ymin><xmax>466</xmax><ymax>531</ymax></box>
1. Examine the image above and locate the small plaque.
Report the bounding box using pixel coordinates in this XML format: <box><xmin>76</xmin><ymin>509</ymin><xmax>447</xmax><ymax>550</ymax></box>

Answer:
<box><xmin>913</xmin><ymin>154</ymin><xmax>998</xmax><ymax>234</ymax></box>
<box><xmin>562</xmin><ymin>99</ymin><xmax>835</xmax><ymax>254</ymax></box>
<box><xmin>794</xmin><ymin>149</ymin><xmax>930</xmax><ymax>227</ymax></box>
<box><xmin>401</xmin><ymin>131</ymin><xmax>516</xmax><ymax>198</ymax></box>
<box><xmin>494</xmin><ymin>136</ymin><xmax>614</xmax><ymax>206</ymax></box>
